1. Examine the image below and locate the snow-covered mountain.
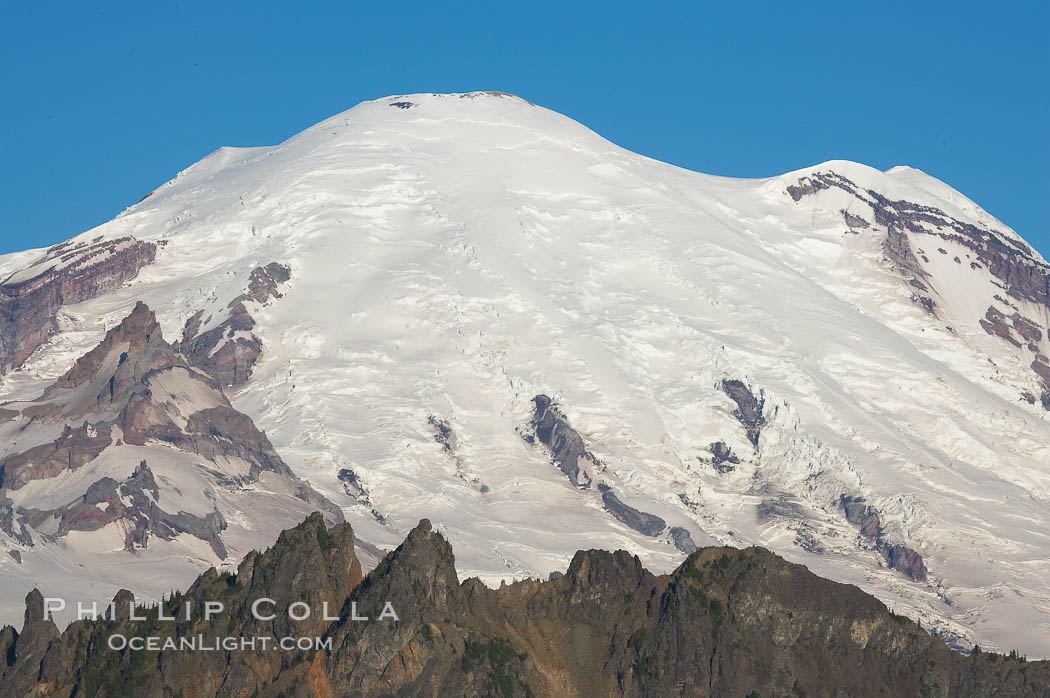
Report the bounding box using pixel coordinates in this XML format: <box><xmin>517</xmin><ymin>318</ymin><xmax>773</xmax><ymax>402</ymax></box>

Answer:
<box><xmin>1</xmin><ymin>91</ymin><xmax>1048</xmax><ymax>657</ymax></box>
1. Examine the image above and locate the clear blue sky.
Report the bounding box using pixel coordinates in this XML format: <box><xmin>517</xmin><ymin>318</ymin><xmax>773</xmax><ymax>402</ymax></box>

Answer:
<box><xmin>2</xmin><ymin>1</ymin><xmax>1047</xmax><ymax>256</ymax></box>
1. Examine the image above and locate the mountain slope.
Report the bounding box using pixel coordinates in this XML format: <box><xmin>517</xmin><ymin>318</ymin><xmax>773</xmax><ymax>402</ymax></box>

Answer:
<box><xmin>0</xmin><ymin>91</ymin><xmax>1047</xmax><ymax>656</ymax></box>
<box><xmin>2</xmin><ymin>514</ymin><xmax>1047</xmax><ymax>697</ymax></box>
<box><xmin>0</xmin><ymin>302</ymin><xmax>342</xmax><ymax>627</ymax></box>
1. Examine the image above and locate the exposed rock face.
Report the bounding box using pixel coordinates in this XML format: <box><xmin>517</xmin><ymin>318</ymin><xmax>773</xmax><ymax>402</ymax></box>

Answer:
<box><xmin>176</xmin><ymin>262</ymin><xmax>290</xmax><ymax>387</ymax></box>
<box><xmin>337</xmin><ymin>468</ymin><xmax>387</xmax><ymax>525</ymax></box>
<box><xmin>978</xmin><ymin>305</ymin><xmax>1050</xmax><ymax>405</ymax></box>
<box><xmin>246</xmin><ymin>262</ymin><xmax>291</xmax><ymax>303</ymax></box>
<box><xmin>756</xmin><ymin>496</ymin><xmax>806</xmax><ymax>523</ymax></box>
<box><xmin>1012</xmin><ymin>313</ymin><xmax>1043</xmax><ymax>344</ymax></box>
<box><xmin>0</xmin><ymin>236</ymin><xmax>156</xmax><ymax>373</ymax></box>
<box><xmin>670</xmin><ymin>525</ymin><xmax>698</xmax><ymax>553</ymax></box>
<box><xmin>2</xmin><ymin>590</ymin><xmax>62</xmax><ymax>693</ymax></box>
<box><xmin>427</xmin><ymin>414</ymin><xmax>455</xmax><ymax>452</ymax></box>
<box><xmin>530</xmin><ymin>394</ymin><xmax>597</xmax><ymax>488</ymax></box>
<box><xmin>841</xmin><ymin>495</ymin><xmax>928</xmax><ymax>582</ymax></box>
<box><xmin>882</xmin><ymin>543</ymin><xmax>929</xmax><ymax>584</ymax></box>
<box><xmin>1029</xmin><ymin>357</ymin><xmax>1050</xmax><ymax>408</ymax></box>
<box><xmin>721</xmin><ymin>379</ymin><xmax>765</xmax><ymax>447</ymax></box>
<box><xmin>789</xmin><ymin>171</ymin><xmax>1050</xmax><ymax>404</ymax></box>
<box><xmin>841</xmin><ymin>495</ymin><xmax>883</xmax><ymax>539</ymax></box>
<box><xmin>981</xmin><ymin>306</ymin><xmax>1023</xmax><ymax>347</ymax></box>
<box><xmin>177</xmin><ymin>305</ymin><xmax>262</xmax><ymax>387</ymax></box>
<box><xmin>0</xmin><ymin>301</ymin><xmax>341</xmax><ymax>560</ymax></box>
<box><xmin>789</xmin><ymin>172</ymin><xmax>1046</xmax><ymax>306</ymax></box>
<box><xmin>1</xmin><ymin>514</ymin><xmax>1046</xmax><ymax>697</ymax></box>
<box><xmin>0</xmin><ymin>423</ymin><xmax>112</xmax><ymax>490</ymax></box>
<box><xmin>598</xmin><ymin>483</ymin><xmax>666</xmax><ymax>537</ymax></box>
<box><xmin>19</xmin><ymin>461</ymin><xmax>230</xmax><ymax>558</ymax></box>
<box><xmin>0</xmin><ymin>490</ymin><xmax>32</xmax><ymax>546</ymax></box>
<box><xmin>338</xmin><ymin>467</ymin><xmax>366</xmax><ymax>498</ymax></box>
<box><xmin>842</xmin><ymin>209</ymin><xmax>870</xmax><ymax>229</ymax></box>
<box><xmin>708</xmin><ymin>440</ymin><xmax>740</xmax><ymax>473</ymax></box>
<box><xmin>183</xmin><ymin>406</ymin><xmax>295</xmax><ymax>480</ymax></box>
<box><xmin>527</xmin><ymin>396</ymin><xmax>667</xmax><ymax>537</ymax></box>
<box><xmin>48</xmin><ymin>297</ymin><xmax>171</xmax><ymax>396</ymax></box>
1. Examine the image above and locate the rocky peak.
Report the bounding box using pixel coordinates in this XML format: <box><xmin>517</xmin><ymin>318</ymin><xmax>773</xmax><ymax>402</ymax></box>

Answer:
<box><xmin>188</xmin><ymin>512</ymin><xmax>364</xmax><ymax>639</ymax></box>
<box><xmin>8</xmin><ymin>589</ymin><xmax>59</xmax><ymax>687</ymax></box>
<box><xmin>361</xmin><ymin>518</ymin><xmax>458</xmax><ymax>599</ymax></box>
<box><xmin>564</xmin><ymin>547</ymin><xmax>650</xmax><ymax>596</ymax></box>
<box><xmin>107</xmin><ymin>300</ymin><xmax>160</xmax><ymax>346</ymax></box>
<box><xmin>3</xmin><ymin>514</ymin><xmax>1046</xmax><ymax>697</ymax></box>
<box><xmin>47</xmin><ymin>300</ymin><xmax>179</xmax><ymax>403</ymax></box>
<box><xmin>22</xmin><ymin>589</ymin><xmax>49</xmax><ymax>628</ymax></box>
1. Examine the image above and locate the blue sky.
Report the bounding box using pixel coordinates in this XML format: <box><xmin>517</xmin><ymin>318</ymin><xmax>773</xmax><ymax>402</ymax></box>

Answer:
<box><xmin>1</xmin><ymin>1</ymin><xmax>1047</xmax><ymax>255</ymax></box>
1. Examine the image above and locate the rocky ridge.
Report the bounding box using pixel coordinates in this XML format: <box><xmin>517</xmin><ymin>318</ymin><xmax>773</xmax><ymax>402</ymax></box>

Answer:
<box><xmin>0</xmin><ymin>236</ymin><xmax>156</xmax><ymax>374</ymax></box>
<box><xmin>0</xmin><ymin>300</ymin><xmax>340</xmax><ymax>569</ymax></box>
<box><xmin>0</xmin><ymin>513</ymin><xmax>1046</xmax><ymax>697</ymax></box>
<box><xmin>175</xmin><ymin>262</ymin><xmax>291</xmax><ymax>387</ymax></box>
<box><xmin>788</xmin><ymin>170</ymin><xmax>1050</xmax><ymax>407</ymax></box>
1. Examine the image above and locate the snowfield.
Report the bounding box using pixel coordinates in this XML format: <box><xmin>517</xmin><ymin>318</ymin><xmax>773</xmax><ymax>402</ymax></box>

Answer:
<box><xmin>1</xmin><ymin>92</ymin><xmax>1048</xmax><ymax>656</ymax></box>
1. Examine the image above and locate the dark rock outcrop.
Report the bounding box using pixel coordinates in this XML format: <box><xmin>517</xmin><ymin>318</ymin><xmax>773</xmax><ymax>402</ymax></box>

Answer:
<box><xmin>183</xmin><ymin>405</ymin><xmax>295</xmax><ymax>480</ymax></box>
<box><xmin>246</xmin><ymin>262</ymin><xmax>291</xmax><ymax>304</ymax></box>
<box><xmin>0</xmin><ymin>423</ymin><xmax>112</xmax><ymax>490</ymax></box>
<box><xmin>708</xmin><ymin>440</ymin><xmax>740</xmax><ymax>473</ymax></box>
<box><xmin>427</xmin><ymin>414</ymin><xmax>455</xmax><ymax>452</ymax></box>
<box><xmin>177</xmin><ymin>305</ymin><xmax>262</xmax><ymax>387</ymax></box>
<box><xmin>336</xmin><ymin>468</ymin><xmax>386</xmax><ymax>524</ymax></box>
<box><xmin>670</xmin><ymin>525</ymin><xmax>698</xmax><ymax>553</ymax></box>
<box><xmin>721</xmin><ymin>379</ymin><xmax>765</xmax><ymax>447</ymax></box>
<box><xmin>980</xmin><ymin>306</ymin><xmax>1023</xmax><ymax>348</ymax></box>
<box><xmin>1032</xmin><ymin>357</ymin><xmax>1050</xmax><ymax>407</ymax></box>
<box><xmin>1</xmin><ymin>514</ymin><xmax>1046</xmax><ymax>697</ymax></box>
<box><xmin>19</xmin><ymin>461</ymin><xmax>230</xmax><ymax>558</ymax></box>
<box><xmin>0</xmin><ymin>236</ymin><xmax>156</xmax><ymax>374</ymax></box>
<box><xmin>842</xmin><ymin>209</ymin><xmax>870</xmax><ymax>229</ymax></box>
<box><xmin>841</xmin><ymin>495</ymin><xmax>928</xmax><ymax>582</ymax></box>
<box><xmin>1012</xmin><ymin>312</ymin><xmax>1043</xmax><ymax>344</ymax></box>
<box><xmin>46</xmin><ymin>299</ymin><xmax>173</xmax><ymax>399</ymax></box>
<box><xmin>530</xmin><ymin>395</ymin><xmax>596</xmax><ymax>488</ymax></box>
<box><xmin>756</xmin><ymin>496</ymin><xmax>806</xmax><ymax>523</ymax></box>
<box><xmin>338</xmin><ymin>467</ymin><xmax>366</xmax><ymax>498</ymax></box>
<box><xmin>841</xmin><ymin>495</ymin><xmax>883</xmax><ymax>539</ymax></box>
<box><xmin>176</xmin><ymin>262</ymin><xmax>290</xmax><ymax>387</ymax></box>
<box><xmin>0</xmin><ymin>491</ymin><xmax>32</xmax><ymax>546</ymax></box>
<box><xmin>598</xmin><ymin>484</ymin><xmax>666</xmax><ymax>536</ymax></box>
<box><xmin>882</xmin><ymin>542</ymin><xmax>929</xmax><ymax>584</ymax></box>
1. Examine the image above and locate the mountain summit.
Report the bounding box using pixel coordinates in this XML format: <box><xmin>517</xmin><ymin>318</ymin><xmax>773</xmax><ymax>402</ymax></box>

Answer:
<box><xmin>0</xmin><ymin>92</ymin><xmax>1047</xmax><ymax>657</ymax></box>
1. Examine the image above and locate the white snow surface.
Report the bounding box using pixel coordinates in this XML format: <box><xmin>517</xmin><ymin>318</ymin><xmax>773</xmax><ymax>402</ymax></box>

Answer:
<box><xmin>1</xmin><ymin>92</ymin><xmax>1048</xmax><ymax>656</ymax></box>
